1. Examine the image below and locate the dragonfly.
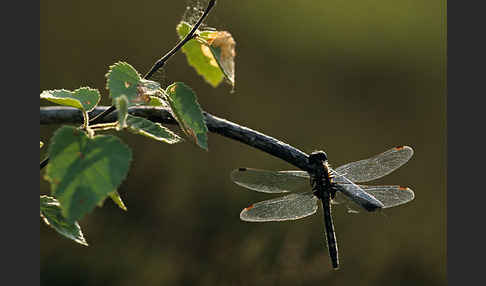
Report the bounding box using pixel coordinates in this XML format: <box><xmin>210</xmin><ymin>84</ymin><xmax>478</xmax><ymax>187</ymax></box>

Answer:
<box><xmin>230</xmin><ymin>146</ymin><xmax>415</xmax><ymax>270</ymax></box>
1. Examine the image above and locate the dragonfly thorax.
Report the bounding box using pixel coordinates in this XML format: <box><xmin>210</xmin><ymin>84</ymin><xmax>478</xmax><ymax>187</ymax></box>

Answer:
<box><xmin>308</xmin><ymin>151</ymin><xmax>336</xmax><ymax>200</ymax></box>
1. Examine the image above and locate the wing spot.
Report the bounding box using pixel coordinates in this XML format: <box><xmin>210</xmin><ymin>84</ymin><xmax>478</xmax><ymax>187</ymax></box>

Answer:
<box><xmin>245</xmin><ymin>204</ymin><xmax>254</xmax><ymax>210</ymax></box>
<box><xmin>398</xmin><ymin>186</ymin><xmax>408</xmax><ymax>191</ymax></box>
<box><xmin>238</xmin><ymin>168</ymin><xmax>247</xmax><ymax>171</ymax></box>
<box><xmin>395</xmin><ymin>146</ymin><xmax>405</xmax><ymax>150</ymax></box>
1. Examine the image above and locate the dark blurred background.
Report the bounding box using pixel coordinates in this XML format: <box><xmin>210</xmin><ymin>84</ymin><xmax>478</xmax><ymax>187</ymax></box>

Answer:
<box><xmin>40</xmin><ymin>0</ymin><xmax>446</xmax><ymax>285</ymax></box>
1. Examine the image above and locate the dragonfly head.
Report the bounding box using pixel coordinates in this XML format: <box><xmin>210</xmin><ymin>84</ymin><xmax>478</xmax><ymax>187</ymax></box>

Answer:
<box><xmin>309</xmin><ymin>150</ymin><xmax>328</xmax><ymax>164</ymax></box>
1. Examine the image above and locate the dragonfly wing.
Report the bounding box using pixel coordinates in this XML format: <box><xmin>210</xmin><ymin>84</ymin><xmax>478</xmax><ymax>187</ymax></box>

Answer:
<box><xmin>334</xmin><ymin>185</ymin><xmax>414</xmax><ymax>212</ymax></box>
<box><xmin>330</xmin><ymin>194</ymin><xmax>361</xmax><ymax>214</ymax></box>
<box><xmin>358</xmin><ymin>185</ymin><xmax>415</xmax><ymax>208</ymax></box>
<box><xmin>333</xmin><ymin>177</ymin><xmax>385</xmax><ymax>212</ymax></box>
<box><xmin>231</xmin><ymin>168</ymin><xmax>309</xmax><ymax>193</ymax></box>
<box><xmin>333</xmin><ymin>146</ymin><xmax>413</xmax><ymax>183</ymax></box>
<box><xmin>240</xmin><ymin>192</ymin><xmax>318</xmax><ymax>222</ymax></box>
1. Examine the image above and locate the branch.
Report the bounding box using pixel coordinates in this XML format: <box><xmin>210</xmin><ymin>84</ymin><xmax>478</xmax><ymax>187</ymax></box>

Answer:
<box><xmin>40</xmin><ymin>106</ymin><xmax>312</xmax><ymax>172</ymax></box>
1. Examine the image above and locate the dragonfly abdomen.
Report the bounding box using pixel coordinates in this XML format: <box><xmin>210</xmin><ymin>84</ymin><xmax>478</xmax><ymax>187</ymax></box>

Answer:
<box><xmin>321</xmin><ymin>193</ymin><xmax>339</xmax><ymax>269</ymax></box>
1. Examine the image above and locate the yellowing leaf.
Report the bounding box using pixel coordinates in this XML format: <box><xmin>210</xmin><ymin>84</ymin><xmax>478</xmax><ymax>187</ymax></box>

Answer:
<box><xmin>206</xmin><ymin>31</ymin><xmax>236</xmax><ymax>86</ymax></box>
<box><xmin>177</xmin><ymin>21</ymin><xmax>236</xmax><ymax>88</ymax></box>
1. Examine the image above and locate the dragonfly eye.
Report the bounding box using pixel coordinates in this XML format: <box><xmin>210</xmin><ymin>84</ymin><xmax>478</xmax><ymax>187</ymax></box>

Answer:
<box><xmin>309</xmin><ymin>151</ymin><xmax>328</xmax><ymax>164</ymax></box>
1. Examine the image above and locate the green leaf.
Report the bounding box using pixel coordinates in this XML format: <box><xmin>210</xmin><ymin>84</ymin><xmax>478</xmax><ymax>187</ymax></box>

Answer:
<box><xmin>115</xmin><ymin>95</ymin><xmax>129</xmax><ymax>129</ymax></box>
<box><xmin>109</xmin><ymin>191</ymin><xmax>127</xmax><ymax>211</ymax></box>
<box><xmin>105</xmin><ymin>62</ymin><xmax>140</xmax><ymax>104</ymax></box>
<box><xmin>105</xmin><ymin>62</ymin><xmax>161</xmax><ymax>106</ymax></box>
<box><xmin>148</xmin><ymin>96</ymin><xmax>167</xmax><ymax>107</ymax></box>
<box><xmin>40</xmin><ymin>87</ymin><xmax>100</xmax><ymax>112</ymax></box>
<box><xmin>165</xmin><ymin>83</ymin><xmax>208</xmax><ymax>150</ymax></box>
<box><xmin>177</xmin><ymin>21</ymin><xmax>224</xmax><ymax>87</ymax></box>
<box><xmin>40</xmin><ymin>195</ymin><xmax>88</xmax><ymax>246</ymax></box>
<box><xmin>45</xmin><ymin>126</ymin><xmax>132</xmax><ymax>222</ymax></box>
<box><xmin>126</xmin><ymin>115</ymin><xmax>182</xmax><ymax>144</ymax></box>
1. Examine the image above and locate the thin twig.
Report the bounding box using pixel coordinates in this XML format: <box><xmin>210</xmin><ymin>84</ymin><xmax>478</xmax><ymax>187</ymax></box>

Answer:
<box><xmin>40</xmin><ymin>106</ymin><xmax>312</xmax><ymax>172</ymax></box>
<box><xmin>144</xmin><ymin>0</ymin><xmax>216</xmax><ymax>79</ymax></box>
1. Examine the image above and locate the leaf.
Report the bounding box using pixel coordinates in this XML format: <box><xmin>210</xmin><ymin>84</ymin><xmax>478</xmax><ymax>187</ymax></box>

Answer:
<box><xmin>148</xmin><ymin>96</ymin><xmax>167</xmax><ymax>107</ymax></box>
<box><xmin>206</xmin><ymin>31</ymin><xmax>236</xmax><ymax>87</ymax></box>
<box><xmin>96</xmin><ymin>190</ymin><xmax>126</xmax><ymax>211</ymax></box>
<box><xmin>109</xmin><ymin>191</ymin><xmax>127</xmax><ymax>211</ymax></box>
<box><xmin>177</xmin><ymin>22</ymin><xmax>236</xmax><ymax>88</ymax></box>
<box><xmin>177</xmin><ymin>21</ymin><xmax>224</xmax><ymax>87</ymax></box>
<box><xmin>126</xmin><ymin>115</ymin><xmax>182</xmax><ymax>144</ymax></box>
<box><xmin>40</xmin><ymin>87</ymin><xmax>100</xmax><ymax>112</ymax></box>
<box><xmin>45</xmin><ymin>126</ymin><xmax>132</xmax><ymax>222</ymax></box>
<box><xmin>105</xmin><ymin>62</ymin><xmax>161</xmax><ymax>106</ymax></box>
<box><xmin>105</xmin><ymin>62</ymin><xmax>140</xmax><ymax>104</ymax></box>
<box><xmin>165</xmin><ymin>83</ymin><xmax>208</xmax><ymax>150</ymax></box>
<box><xmin>115</xmin><ymin>95</ymin><xmax>129</xmax><ymax>130</ymax></box>
<box><xmin>40</xmin><ymin>195</ymin><xmax>88</xmax><ymax>246</ymax></box>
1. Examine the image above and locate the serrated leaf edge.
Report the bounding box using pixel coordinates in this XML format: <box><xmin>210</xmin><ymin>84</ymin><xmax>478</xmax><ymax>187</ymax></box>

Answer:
<box><xmin>40</xmin><ymin>195</ymin><xmax>89</xmax><ymax>246</ymax></box>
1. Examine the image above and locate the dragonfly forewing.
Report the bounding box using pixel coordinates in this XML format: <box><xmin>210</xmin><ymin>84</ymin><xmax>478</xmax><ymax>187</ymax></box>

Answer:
<box><xmin>240</xmin><ymin>192</ymin><xmax>318</xmax><ymax>222</ymax></box>
<box><xmin>231</xmin><ymin>168</ymin><xmax>309</xmax><ymax>193</ymax></box>
<box><xmin>334</xmin><ymin>146</ymin><xmax>413</xmax><ymax>183</ymax></box>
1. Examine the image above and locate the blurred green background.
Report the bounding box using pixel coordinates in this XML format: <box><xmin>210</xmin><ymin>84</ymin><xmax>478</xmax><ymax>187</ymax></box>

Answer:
<box><xmin>40</xmin><ymin>0</ymin><xmax>446</xmax><ymax>285</ymax></box>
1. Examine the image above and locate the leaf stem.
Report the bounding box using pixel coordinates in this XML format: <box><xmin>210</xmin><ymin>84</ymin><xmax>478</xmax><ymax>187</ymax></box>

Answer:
<box><xmin>82</xmin><ymin>110</ymin><xmax>89</xmax><ymax>129</ymax></box>
<box><xmin>90</xmin><ymin>122</ymin><xmax>119</xmax><ymax>131</ymax></box>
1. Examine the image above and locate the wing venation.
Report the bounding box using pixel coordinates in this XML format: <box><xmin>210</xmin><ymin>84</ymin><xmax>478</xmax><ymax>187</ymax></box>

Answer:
<box><xmin>333</xmin><ymin>146</ymin><xmax>413</xmax><ymax>183</ymax></box>
<box><xmin>231</xmin><ymin>168</ymin><xmax>309</xmax><ymax>193</ymax></box>
<box><xmin>240</xmin><ymin>192</ymin><xmax>318</xmax><ymax>222</ymax></box>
